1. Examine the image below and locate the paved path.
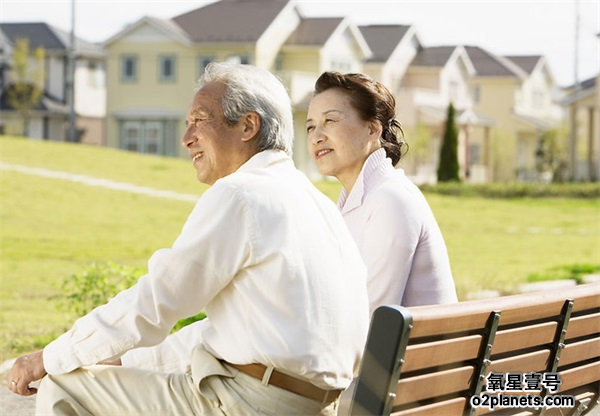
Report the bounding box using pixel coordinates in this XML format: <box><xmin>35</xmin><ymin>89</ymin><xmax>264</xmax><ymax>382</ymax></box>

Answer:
<box><xmin>0</xmin><ymin>162</ymin><xmax>200</xmax><ymax>202</ymax></box>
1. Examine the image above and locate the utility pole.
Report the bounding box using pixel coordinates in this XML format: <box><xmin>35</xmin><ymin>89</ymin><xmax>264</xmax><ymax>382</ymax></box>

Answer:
<box><xmin>569</xmin><ymin>0</ymin><xmax>580</xmax><ymax>180</ymax></box>
<box><xmin>67</xmin><ymin>0</ymin><xmax>77</xmax><ymax>142</ymax></box>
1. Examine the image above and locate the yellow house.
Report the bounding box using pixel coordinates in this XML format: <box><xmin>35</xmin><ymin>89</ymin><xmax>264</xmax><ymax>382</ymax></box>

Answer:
<box><xmin>465</xmin><ymin>48</ymin><xmax>563</xmax><ymax>181</ymax></box>
<box><xmin>563</xmin><ymin>75</ymin><xmax>599</xmax><ymax>181</ymax></box>
<box><xmin>393</xmin><ymin>45</ymin><xmax>483</xmax><ymax>183</ymax></box>
<box><xmin>102</xmin><ymin>0</ymin><xmax>370</xmax><ymax>176</ymax></box>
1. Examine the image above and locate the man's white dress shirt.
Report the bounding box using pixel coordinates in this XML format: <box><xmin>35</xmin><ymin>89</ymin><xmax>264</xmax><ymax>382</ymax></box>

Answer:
<box><xmin>43</xmin><ymin>150</ymin><xmax>370</xmax><ymax>390</ymax></box>
<box><xmin>338</xmin><ymin>148</ymin><xmax>457</xmax><ymax>314</ymax></box>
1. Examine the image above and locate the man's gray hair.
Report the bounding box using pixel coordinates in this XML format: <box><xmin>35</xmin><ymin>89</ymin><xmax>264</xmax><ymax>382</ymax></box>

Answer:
<box><xmin>198</xmin><ymin>62</ymin><xmax>294</xmax><ymax>156</ymax></box>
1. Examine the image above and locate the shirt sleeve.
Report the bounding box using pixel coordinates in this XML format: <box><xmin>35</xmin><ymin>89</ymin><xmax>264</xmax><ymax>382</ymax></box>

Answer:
<box><xmin>120</xmin><ymin>319</ymin><xmax>209</xmax><ymax>373</ymax></box>
<box><xmin>360</xmin><ymin>192</ymin><xmax>421</xmax><ymax>315</ymax></box>
<box><xmin>43</xmin><ymin>182</ymin><xmax>254</xmax><ymax>375</ymax></box>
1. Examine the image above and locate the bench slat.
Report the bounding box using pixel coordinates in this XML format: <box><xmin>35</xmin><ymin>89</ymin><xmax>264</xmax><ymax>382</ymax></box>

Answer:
<box><xmin>560</xmin><ymin>338</ymin><xmax>600</xmax><ymax>367</ymax></box>
<box><xmin>559</xmin><ymin>361</ymin><xmax>600</xmax><ymax>392</ymax></box>
<box><xmin>488</xmin><ymin>349</ymin><xmax>551</xmax><ymax>374</ymax></box>
<box><xmin>403</xmin><ymin>334</ymin><xmax>482</xmax><ymax>372</ymax></box>
<box><xmin>396</xmin><ymin>365</ymin><xmax>474</xmax><ymax>405</ymax></box>
<box><xmin>392</xmin><ymin>397</ymin><xmax>467</xmax><ymax>416</ymax></box>
<box><xmin>492</xmin><ymin>322</ymin><xmax>557</xmax><ymax>355</ymax></box>
<box><xmin>566</xmin><ymin>312</ymin><xmax>600</xmax><ymax>340</ymax></box>
<box><xmin>408</xmin><ymin>284</ymin><xmax>600</xmax><ymax>338</ymax></box>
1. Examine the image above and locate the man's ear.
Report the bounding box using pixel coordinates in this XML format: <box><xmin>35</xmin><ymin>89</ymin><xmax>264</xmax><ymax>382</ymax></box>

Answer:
<box><xmin>241</xmin><ymin>112</ymin><xmax>260</xmax><ymax>142</ymax></box>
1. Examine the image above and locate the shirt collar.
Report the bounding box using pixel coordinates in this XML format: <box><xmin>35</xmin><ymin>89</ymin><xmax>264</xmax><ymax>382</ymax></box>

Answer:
<box><xmin>338</xmin><ymin>148</ymin><xmax>391</xmax><ymax>214</ymax></box>
<box><xmin>236</xmin><ymin>149</ymin><xmax>291</xmax><ymax>173</ymax></box>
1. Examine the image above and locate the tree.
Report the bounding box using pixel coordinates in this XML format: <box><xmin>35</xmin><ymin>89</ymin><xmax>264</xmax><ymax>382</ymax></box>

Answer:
<box><xmin>7</xmin><ymin>38</ymin><xmax>45</xmax><ymax>137</ymax></box>
<box><xmin>437</xmin><ymin>103</ymin><xmax>460</xmax><ymax>182</ymax></box>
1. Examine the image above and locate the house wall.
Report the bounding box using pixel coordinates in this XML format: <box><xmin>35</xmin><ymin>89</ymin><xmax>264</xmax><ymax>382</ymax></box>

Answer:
<box><xmin>256</xmin><ymin>3</ymin><xmax>300</xmax><ymax>70</ymax></box>
<box><xmin>105</xmin><ymin>27</ymin><xmax>194</xmax><ymax>156</ymax></box>
<box><xmin>46</xmin><ymin>54</ymin><xmax>66</xmax><ymax>102</ymax></box>
<box><xmin>75</xmin><ymin>58</ymin><xmax>106</xmax><ymax>118</ymax></box>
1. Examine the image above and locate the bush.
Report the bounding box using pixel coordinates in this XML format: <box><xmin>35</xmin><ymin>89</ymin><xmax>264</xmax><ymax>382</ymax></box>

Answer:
<box><xmin>526</xmin><ymin>264</ymin><xmax>600</xmax><ymax>284</ymax></box>
<box><xmin>59</xmin><ymin>262</ymin><xmax>205</xmax><ymax>331</ymax></box>
<box><xmin>419</xmin><ymin>182</ymin><xmax>600</xmax><ymax>199</ymax></box>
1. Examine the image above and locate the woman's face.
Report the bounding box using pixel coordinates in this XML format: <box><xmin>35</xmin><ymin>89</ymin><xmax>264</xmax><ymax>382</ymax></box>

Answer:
<box><xmin>306</xmin><ymin>88</ymin><xmax>381</xmax><ymax>189</ymax></box>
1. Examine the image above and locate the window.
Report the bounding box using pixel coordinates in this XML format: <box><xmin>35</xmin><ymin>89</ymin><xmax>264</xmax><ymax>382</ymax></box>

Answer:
<box><xmin>198</xmin><ymin>55</ymin><xmax>215</xmax><ymax>77</ymax></box>
<box><xmin>121</xmin><ymin>55</ymin><xmax>138</xmax><ymax>82</ymax></box>
<box><xmin>532</xmin><ymin>89</ymin><xmax>544</xmax><ymax>109</ymax></box>
<box><xmin>159</xmin><ymin>55</ymin><xmax>176</xmax><ymax>82</ymax></box>
<box><xmin>469</xmin><ymin>143</ymin><xmax>481</xmax><ymax>165</ymax></box>
<box><xmin>227</xmin><ymin>55</ymin><xmax>250</xmax><ymax>65</ymax></box>
<box><xmin>472</xmin><ymin>85</ymin><xmax>481</xmax><ymax>104</ymax></box>
<box><xmin>88</xmin><ymin>62</ymin><xmax>105</xmax><ymax>87</ymax></box>
<box><xmin>123</xmin><ymin>122</ymin><xmax>141</xmax><ymax>151</ymax></box>
<box><xmin>120</xmin><ymin>121</ymin><xmax>164</xmax><ymax>155</ymax></box>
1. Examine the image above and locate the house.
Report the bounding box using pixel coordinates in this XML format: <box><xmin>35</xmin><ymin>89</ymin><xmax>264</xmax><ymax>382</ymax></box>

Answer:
<box><xmin>103</xmin><ymin>0</ymin><xmax>370</xmax><ymax>176</ymax></box>
<box><xmin>463</xmin><ymin>47</ymin><xmax>563</xmax><ymax>181</ymax></box>
<box><xmin>0</xmin><ymin>22</ymin><xmax>106</xmax><ymax>145</ymax></box>
<box><xmin>562</xmin><ymin>74</ymin><xmax>599</xmax><ymax>181</ymax></box>
<box><xmin>358</xmin><ymin>24</ymin><xmax>420</xmax><ymax>94</ymax></box>
<box><xmin>392</xmin><ymin>45</ymin><xmax>482</xmax><ymax>183</ymax></box>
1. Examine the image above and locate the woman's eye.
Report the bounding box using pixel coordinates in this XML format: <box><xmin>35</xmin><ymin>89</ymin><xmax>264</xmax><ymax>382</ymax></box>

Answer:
<box><xmin>306</xmin><ymin>126</ymin><xmax>314</xmax><ymax>133</ymax></box>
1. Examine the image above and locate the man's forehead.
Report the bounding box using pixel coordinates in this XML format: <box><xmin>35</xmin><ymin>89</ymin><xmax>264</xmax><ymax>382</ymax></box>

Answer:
<box><xmin>189</xmin><ymin>82</ymin><xmax>225</xmax><ymax>114</ymax></box>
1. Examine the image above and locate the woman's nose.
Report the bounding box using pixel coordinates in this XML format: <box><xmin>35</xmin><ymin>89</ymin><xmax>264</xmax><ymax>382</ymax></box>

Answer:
<box><xmin>310</xmin><ymin>127</ymin><xmax>325</xmax><ymax>146</ymax></box>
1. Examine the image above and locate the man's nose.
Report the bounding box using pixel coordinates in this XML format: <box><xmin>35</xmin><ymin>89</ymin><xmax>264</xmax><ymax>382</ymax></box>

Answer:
<box><xmin>182</xmin><ymin>127</ymin><xmax>196</xmax><ymax>148</ymax></box>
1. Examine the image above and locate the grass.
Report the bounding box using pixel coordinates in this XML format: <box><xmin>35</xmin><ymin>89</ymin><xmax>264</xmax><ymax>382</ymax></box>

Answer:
<box><xmin>1</xmin><ymin>136</ymin><xmax>599</xmax><ymax>359</ymax></box>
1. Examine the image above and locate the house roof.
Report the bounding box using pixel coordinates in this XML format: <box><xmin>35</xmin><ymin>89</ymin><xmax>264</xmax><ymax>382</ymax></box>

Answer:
<box><xmin>505</xmin><ymin>55</ymin><xmax>542</xmax><ymax>75</ymax></box>
<box><xmin>410</xmin><ymin>46</ymin><xmax>456</xmax><ymax>67</ymax></box>
<box><xmin>464</xmin><ymin>46</ymin><xmax>521</xmax><ymax>77</ymax></box>
<box><xmin>285</xmin><ymin>17</ymin><xmax>344</xmax><ymax>45</ymax></box>
<box><xmin>358</xmin><ymin>24</ymin><xmax>411</xmax><ymax>62</ymax></box>
<box><xmin>172</xmin><ymin>0</ymin><xmax>291</xmax><ymax>42</ymax></box>
<box><xmin>0</xmin><ymin>22</ymin><xmax>103</xmax><ymax>57</ymax></box>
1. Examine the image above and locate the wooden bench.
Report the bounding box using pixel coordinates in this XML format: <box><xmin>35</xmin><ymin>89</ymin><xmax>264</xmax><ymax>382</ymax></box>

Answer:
<box><xmin>349</xmin><ymin>283</ymin><xmax>600</xmax><ymax>416</ymax></box>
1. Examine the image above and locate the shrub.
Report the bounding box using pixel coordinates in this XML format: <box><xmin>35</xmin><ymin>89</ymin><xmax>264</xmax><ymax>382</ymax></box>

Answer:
<box><xmin>419</xmin><ymin>182</ymin><xmax>600</xmax><ymax>199</ymax></box>
<box><xmin>526</xmin><ymin>264</ymin><xmax>600</xmax><ymax>284</ymax></box>
<box><xmin>59</xmin><ymin>262</ymin><xmax>205</xmax><ymax>331</ymax></box>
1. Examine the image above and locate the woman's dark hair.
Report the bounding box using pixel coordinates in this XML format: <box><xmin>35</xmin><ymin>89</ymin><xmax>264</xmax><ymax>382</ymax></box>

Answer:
<box><xmin>314</xmin><ymin>71</ymin><xmax>407</xmax><ymax>166</ymax></box>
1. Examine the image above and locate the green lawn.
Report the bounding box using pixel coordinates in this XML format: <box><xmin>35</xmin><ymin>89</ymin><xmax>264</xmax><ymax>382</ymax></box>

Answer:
<box><xmin>1</xmin><ymin>136</ymin><xmax>598</xmax><ymax>360</ymax></box>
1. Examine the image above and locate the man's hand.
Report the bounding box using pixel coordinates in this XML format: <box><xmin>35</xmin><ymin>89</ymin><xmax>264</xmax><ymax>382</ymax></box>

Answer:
<box><xmin>7</xmin><ymin>350</ymin><xmax>47</xmax><ymax>396</ymax></box>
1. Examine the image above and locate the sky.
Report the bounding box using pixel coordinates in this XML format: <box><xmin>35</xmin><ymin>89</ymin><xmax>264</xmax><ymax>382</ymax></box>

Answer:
<box><xmin>1</xmin><ymin>0</ymin><xmax>598</xmax><ymax>88</ymax></box>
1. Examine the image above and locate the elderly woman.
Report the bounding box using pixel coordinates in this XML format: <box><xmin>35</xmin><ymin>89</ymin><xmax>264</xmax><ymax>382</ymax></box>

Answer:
<box><xmin>306</xmin><ymin>71</ymin><xmax>458</xmax><ymax>315</ymax></box>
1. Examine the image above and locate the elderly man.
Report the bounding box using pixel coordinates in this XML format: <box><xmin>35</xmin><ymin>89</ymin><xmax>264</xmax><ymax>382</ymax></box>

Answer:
<box><xmin>8</xmin><ymin>63</ymin><xmax>369</xmax><ymax>415</ymax></box>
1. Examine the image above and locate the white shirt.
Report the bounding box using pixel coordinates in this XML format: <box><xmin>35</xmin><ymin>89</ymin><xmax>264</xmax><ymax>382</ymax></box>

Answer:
<box><xmin>43</xmin><ymin>150</ymin><xmax>370</xmax><ymax>390</ymax></box>
<box><xmin>339</xmin><ymin>148</ymin><xmax>457</xmax><ymax>314</ymax></box>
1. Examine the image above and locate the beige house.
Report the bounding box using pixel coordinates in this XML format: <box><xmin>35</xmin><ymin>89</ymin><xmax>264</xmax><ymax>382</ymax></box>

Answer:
<box><xmin>562</xmin><ymin>75</ymin><xmax>599</xmax><ymax>181</ymax></box>
<box><xmin>103</xmin><ymin>0</ymin><xmax>370</xmax><ymax>176</ymax></box>
<box><xmin>392</xmin><ymin>45</ymin><xmax>481</xmax><ymax>183</ymax></box>
<box><xmin>465</xmin><ymin>48</ymin><xmax>563</xmax><ymax>181</ymax></box>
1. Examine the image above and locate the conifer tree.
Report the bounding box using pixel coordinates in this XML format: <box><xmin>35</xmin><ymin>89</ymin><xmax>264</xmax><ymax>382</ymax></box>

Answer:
<box><xmin>437</xmin><ymin>103</ymin><xmax>460</xmax><ymax>182</ymax></box>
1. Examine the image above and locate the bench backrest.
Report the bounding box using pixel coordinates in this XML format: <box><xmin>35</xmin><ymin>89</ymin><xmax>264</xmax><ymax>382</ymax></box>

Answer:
<box><xmin>349</xmin><ymin>283</ymin><xmax>600</xmax><ymax>416</ymax></box>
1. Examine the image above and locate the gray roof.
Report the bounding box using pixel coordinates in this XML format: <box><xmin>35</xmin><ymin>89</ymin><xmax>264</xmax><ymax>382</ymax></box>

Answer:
<box><xmin>505</xmin><ymin>55</ymin><xmax>542</xmax><ymax>74</ymax></box>
<box><xmin>0</xmin><ymin>22</ymin><xmax>103</xmax><ymax>56</ymax></box>
<box><xmin>358</xmin><ymin>25</ymin><xmax>411</xmax><ymax>62</ymax></box>
<box><xmin>172</xmin><ymin>0</ymin><xmax>291</xmax><ymax>42</ymax></box>
<box><xmin>464</xmin><ymin>46</ymin><xmax>518</xmax><ymax>77</ymax></box>
<box><xmin>285</xmin><ymin>18</ymin><xmax>344</xmax><ymax>46</ymax></box>
<box><xmin>410</xmin><ymin>46</ymin><xmax>456</xmax><ymax>67</ymax></box>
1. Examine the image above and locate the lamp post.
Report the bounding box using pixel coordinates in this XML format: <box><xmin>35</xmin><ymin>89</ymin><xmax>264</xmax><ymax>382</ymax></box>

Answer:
<box><xmin>67</xmin><ymin>0</ymin><xmax>76</xmax><ymax>142</ymax></box>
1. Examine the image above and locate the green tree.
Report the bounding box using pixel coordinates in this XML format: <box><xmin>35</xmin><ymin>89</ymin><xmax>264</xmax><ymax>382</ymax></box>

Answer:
<box><xmin>437</xmin><ymin>103</ymin><xmax>460</xmax><ymax>182</ymax></box>
<box><xmin>7</xmin><ymin>38</ymin><xmax>45</xmax><ymax>137</ymax></box>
